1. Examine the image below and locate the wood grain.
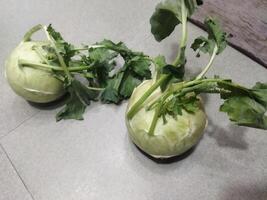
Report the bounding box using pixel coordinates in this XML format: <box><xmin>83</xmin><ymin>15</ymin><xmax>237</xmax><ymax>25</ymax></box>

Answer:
<box><xmin>190</xmin><ymin>0</ymin><xmax>267</xmax><ymax>68</ymax></box>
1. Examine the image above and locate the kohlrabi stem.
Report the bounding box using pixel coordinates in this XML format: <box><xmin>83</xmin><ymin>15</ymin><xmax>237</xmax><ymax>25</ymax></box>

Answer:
<box><xmin>114</xmin><ymin>73</ymin><xmax>124</xmax><ymax>91</ymax></box>
<box><xmin>173</xmin><ymin>0</ymin><xmax>188</xmax><ymax>66</ymax></box>
<box><xmin>127</xmin><ymin>75</ymin><xmax>169</xmax><ymax>119</ymax></box>
<box><xmin>146</xmin><ymin>7</ymin><xmax>188</xmax><ymax>124</ymax></box>
<box><xmin>73</xmin><ymin>45</ymin><xmax>105</xmax><ymax>51</ymax></box>
<box><xmin>184</xmin><ymin>78</ymin><xmax>249</xmax><ymax>92</ymax></box>
<box><xmin>86</xmin><ymin>86</ymin><xmax>105</xmax><ymax>91</ymax></box>
<box><xmin>169</xmin><ymin>78</ymin><xmax>250</xmax><ymax>99</ymax></box>
<box><xmin>196</xmin><ymin>45</ymin><xmax>218</xmax><ymax>80</ymax></box>
<box><xmin>22</xmin><ymin>24</ymin><xmax>43</xmax><ymax>42</ymax></box>
<box><xmin>19</xmin><ymin>59</ymin><xmax>92</xmax><ymax>72</ymax></box>
<box><xmin>43</xmin><ymin>26</ymin><xmax>73</xmax><ymax>81</ymax></box>
<box><xmin>148</xmin><ymin>105</ymin><xmax>161</xmax><ymax>136</ymax></box>
<box><xmin>33</xmin><ymin>47</ymin><xmax>50</xmax><ymax>65</ymax></box>
<box><xmin>147</xmin><ymin>90</ymin><xmax>172</xmax><ymax>136</ymax></box>
<box><xmin>127</xmin><ymin>0</ymin><xmax>189</xmax><ymax>120</ymax></box>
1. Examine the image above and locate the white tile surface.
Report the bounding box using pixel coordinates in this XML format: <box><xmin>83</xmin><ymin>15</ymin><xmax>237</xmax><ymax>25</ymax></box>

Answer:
<box><xmin>0</xmin><ymin>146</ymin><xmax>33</xmax><ymax>200</ymax></box>
<box><xmin>0</xmin><ymin>0</ymin><xmax>267</xmax><ymax>200</ymax></box>
<box><xmin>1</xmin><ymin>102</ymin><xmax>267</xmax><ymax>200</ymax></box>
<box><xmin>0</xmin><ymin>78</ymin><xmax>39</xmax><ymax>138</ymax></box>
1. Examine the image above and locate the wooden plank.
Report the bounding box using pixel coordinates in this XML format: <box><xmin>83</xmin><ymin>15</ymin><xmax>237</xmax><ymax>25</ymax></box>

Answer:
<box><xmin>190</xmin><ymin>0</ymin><xmax>267</xmax><ymax>68</ymax></box>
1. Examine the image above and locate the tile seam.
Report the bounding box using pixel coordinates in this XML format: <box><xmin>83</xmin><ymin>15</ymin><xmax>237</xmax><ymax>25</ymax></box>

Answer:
<box><xmin>0</xmin><ymin>111</ymin><xmax>40</xmax><ymax>141</ymax></box>
<box><xmin>0</xmin><ymin>144</ymin><xmax>36</xmax><ymax>200</ymax></box>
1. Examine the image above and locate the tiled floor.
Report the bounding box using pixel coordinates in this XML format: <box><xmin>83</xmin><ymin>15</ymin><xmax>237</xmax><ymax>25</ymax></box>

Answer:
<box><xmin>0</xmin><ymin>0</ymin><xmax>267</xmax><ymax>200</ymax></box>
<box><xmin>0</xmin><ymin>146</ymin><xmax>33</xmax><ymax>200</ymax></box>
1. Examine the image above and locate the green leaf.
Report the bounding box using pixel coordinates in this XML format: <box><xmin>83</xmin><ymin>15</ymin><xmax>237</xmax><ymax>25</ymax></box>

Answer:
<box><xmin>98</xmin><ymin>43</ymin><xmax>152</xmax><ymax>102</ymax></box>
<box><xmin>150</xmin><ymin>0</ymin><xmax>202</xmax><ymax>42</ymax></box>
<box><xmin>154</xmin><ymin>55</ymin><xmax>167</xmax><ymax>80</ymax></box>
<box><xmin>162</xmin><ymin>64</ymin><xmax>184</xmax><ymax>79</ymax></box>
<box><xmin>160</xmin><ymin>65</ymin><xmax>185</xmax><ymax>92</ymax></box>
<box><xmin>191</xmin><ymin>36</ymin><xmax>215</xmax><ymax>55</ymax></box>
<box><xmin>159</xmin><ymin>51</ymin><xmax>185</xmax><ymax>91</ymax></box>
<box><xmin>159</xmin><ymin>94</ymin><xmax>200</xmax><ymax>122</ymax></box>
<box><xmin>101</xmin><ymin>79</ymin><xmax>120</xmax><ymax>104</ymax></box>
<box><xmin>72</xmin><ymin>80</ymin><xmax>98</xmax><ymax>104</ymax></box>
<box><xmin>187</xmin><ymin>79</ymin><xmax>267</xmax><ymax>130</ymax></box>
<box><xmin>120</xmin><ymin>74</ymin><xmax>141</xmax><ymax>98</ymax></box>
<box><xmin>88</xmin><ymin>47</ymin><xmax>118</xmax><ymax>64</ymax></box>
<box><xmin>158</xmin><ymin>76</ymin><xmax>267</xmax><ymax>129</ymax></box>
<box><xmin>84</xmin><ymin>47</ymin><xmax>118</xmax><ymax>87</ymax></box>
<box><xmin>205</xmin><ymin>17</ymin><xmax>227</xmax><ymax>54</ymax></box>
<box><xmin>97</xmin><ymin>39</ymin><xmax>144</xmax><ymax>59</ymax></box>
<box><xmin>39</xmin><ymin>27</ymin><xmax>152</xmax><ymax>121</ymax></box>
<box><xmin>251</xmin><ymin>82</ymin><xmax>267</xmax><ymax>108</ymax></box>
<box><xmin>56</xmin><ymin>94</ymin><xmax>86</xmax><ymax>121</ymax></box>
<box><xmin>220</xmin><ymin>96</ymin><xmax>267</xmax><ymax>129</ymax></box>
<box><xmin>191</xmin><ymin>18</ymin><xmax>227</xmax><ymax>56</ymax></box>
<box><xmin>129</xmin><ymin>56</ymin><xmax>151</xmax><ymax>79</ymax></box>
<box><xmin>182</xmin><ymin>96</ymin><xmax>200</xmax><ymax>113</ymax></box>
<box><xmin>46</xmin><ymin>24</ymin><xmax>76</xmax><ymax>64</ymax></box>
<box><xmin>47</xmin><ymin>24</ymin><xmax>64</xmax><ymax>41</ymax></box>
<box><xmin>154</xmin><ymin>55</ymin><xmax>167</xmax><ymax>69</ymax></box>
<box><xmin>56</xmin><ymin>80</ymin><xmax>98</xmax><ymax>121</ymax></box>
<box><xmin>150</xmin><ymin>5</ymin><xmax>180</xmax><ymax>42</ymax></box>
<box><xmin>118</xmin><ymin>55</ymin><xmax>151</xmax><ymax>99</ymax></box>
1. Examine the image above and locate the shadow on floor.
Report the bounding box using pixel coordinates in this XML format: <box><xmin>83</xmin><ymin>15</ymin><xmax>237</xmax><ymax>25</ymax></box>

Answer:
<box><xmin>134</xmin><ymin>144</ymin><xmax>197</xmax><ymax>164</ymax></box>
<box><xmin>206</xmin><ymin>119</ymin><xmax>249</xmax><ymax>150</ymax></box>
<box><xmin>27</xmin><ymin>94</ymin><xmax>68</xmax><ymax>110</ymax></box>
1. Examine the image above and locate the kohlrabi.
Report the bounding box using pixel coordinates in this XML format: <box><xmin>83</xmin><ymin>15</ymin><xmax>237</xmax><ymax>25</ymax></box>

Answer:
<box><xmin>5</xmin><ymin>26</ymin><xmax>65</xmax><ymax>103</ymax></box>
<box><xmin>5</xmin><ymin>24</ymin><xmax>152</xmax><ymax>121</ymax></box>
<box><xmin>125</xmin><ymin>0</ymin><xmax>267</xmax><ymax>158</ymax></box>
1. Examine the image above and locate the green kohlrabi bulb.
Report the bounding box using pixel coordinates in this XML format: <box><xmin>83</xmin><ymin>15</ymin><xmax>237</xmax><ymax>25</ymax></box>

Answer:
<box><xmin>5</xmin><ymin>41</ymin><xmax>65</xmax><ymax>103</ymax></box>
<box><xmin>126</xmin><ymin>80</ymin><xmax>208</xmax><ymax>158</ymax></box>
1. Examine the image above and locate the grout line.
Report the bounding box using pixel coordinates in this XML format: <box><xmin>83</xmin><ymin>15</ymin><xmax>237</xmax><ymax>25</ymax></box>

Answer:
<box><xmin>0</xmin><ymin>111</ymin><xmax>40</xmax><ymax>141</ymax></box>
<box><xmin>0</xmin><ymin>144</ymin><xmax>36</xmax><ymax>200</ymax></box>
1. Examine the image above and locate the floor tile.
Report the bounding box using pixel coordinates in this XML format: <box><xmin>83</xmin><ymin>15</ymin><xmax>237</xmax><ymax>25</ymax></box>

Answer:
<box><xmin>0</xmin><ymin>0</ymin><xmax>157</xmax><ymax>48</ymax></box>
<box><xmin>0</xmin><ymin>146</ymin><xmax>33</xmax><ymax>200</ymax></box>
<box><xmin>1</xmin><ymin>100</ymin><xmax>267</xmax><ymax>200</ymax></box>
<box><xmin>0</xmin><ymin>78</ymin><xmax>39</xmax><ymax>138</ymax></box>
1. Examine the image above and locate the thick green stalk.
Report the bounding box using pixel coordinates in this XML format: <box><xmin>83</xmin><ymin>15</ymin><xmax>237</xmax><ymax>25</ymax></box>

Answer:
<box><xmin>19</xmin><ymin>60</ymin><xmax>63</xmax><ymax>71</ymax></box>
<box><xmin>127</xmin><ymin>75</ymin><xmax>169</xmax><ymax>119</ymax></box>
<box><xmin>183</xmin><ymin>78</ymin><xmax>249</xmax><ymax>91</ymax></box>
<box><xmin>73</xmin><ymin>45</ymin><xmax>105</xmax><ymax>51</ymax></box>
<box><xmin>22</xmin><ymin>24</ymin><xmax>43</xmax><ymax>42</ymax></box>
<box><xmin>148</xmin><ymin>105</ymin><xmax>161</xmax><ymax>136</ymax></box>
<box><xmin>86</xmin><ymin>86</ymin><xmax>105</xmax><ymax>91</ymax></box>
<box><xmin>150</xmin><ymin>78</ymin><xmax>250</xmax><ymax>114</ymax></box>
<box><xmin>127</xmin><ymin>0</ymin><xmax>189</xmax><ymax>120</ymax></box>
<box><xmin>114</xmin><ymin>73</ymin><xmax>124</xmax><ymax>91</ymax></box>
<box><xmin>43</xmin><ymin>26</ymin><xmax>72</xmax><ymax>81</ymax></box>
<box><xmin>172</xmin><ymin>0</ymin><xmax>188</xmax><ymax>66</ymax></box>
<box><xmin>147</xmin><ymin>90</ymin><xmax>172</xmax><ymax>136</ymax></box>
<box><xmin>170</xmin><ymin>78</ymin><xmax>251</xmax><ymax>100</ymax></box>
<box><xmin>19</xmin><ymin>59</ymin><xmax>92</xmax><ymax>72</ymax></box>
<box><xmin>146</xmin><ymin>2</ymin><xmax>189</xmax><ymax>117</ymax></box>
